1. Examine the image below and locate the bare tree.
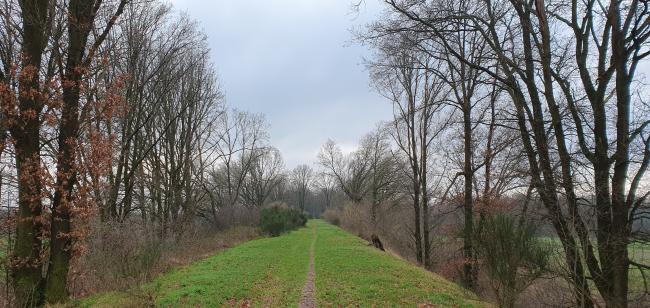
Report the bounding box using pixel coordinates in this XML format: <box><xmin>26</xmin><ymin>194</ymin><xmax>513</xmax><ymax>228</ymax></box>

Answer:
<box><xmin>291</xmin><ymin>164</ymin><xmax>314</xmax><ymax>213</ymax></box>
<box><xmin>200</xmin><ymin>110</ymin><xmax>268</xmax><ymax>226</ymax></box>
<box><xmin>99</xmin><ymin>2</ymin><xmax>224</xmax><ymax>224</ymax></box>
<box><xmin>365</xmin><ymin>35</ymin><xmax>449</xmax><ymax>265</ymax></box>
<box><xmin>358</xmin><ymin>126</ymin><xmax>402</xmax><ymax>250</ymax></box>
<box><xmin>381</xmin><ymin>0</ymin><xmax>650</xmax><ymax>306</ymax></box>
<box><xmin>314</xmin><ymin>171</ymin><xmax>338</xmax><ymax>210</ymax></box>
<box><xmin>318</xmin><ymin>139</ymin><xmax>370</xmax><ymax>203</ymax></box>
<box><xmin>240</xmin><ymin>147</ymin><xmax>285</xmax><ymax>207</ymax></box>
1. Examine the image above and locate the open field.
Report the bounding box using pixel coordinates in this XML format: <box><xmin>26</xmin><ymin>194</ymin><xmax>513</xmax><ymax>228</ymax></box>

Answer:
<box><xmin>540</xmin><ymin>237</ymin><xmax>650</xmax><ymax>295</ymax></box>
<box><xmin>76</xmin><ymin>220</ymin><xmax>488</xmax><ymax>307</ymax></box>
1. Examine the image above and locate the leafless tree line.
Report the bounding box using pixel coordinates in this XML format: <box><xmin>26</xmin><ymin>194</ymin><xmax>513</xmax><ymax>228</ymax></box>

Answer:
<box><xmin>0</xmin><ymin>1</ymin><xmax>317</xmax><ymax>306</ymax></box>
<box><xmin>326</xmin><ymin>0</ymin><xmax>650</xmax><ymax>307</ymax></box>
<box><xmin>319</xmin><ymin>126</ymin><xmax>403</xmax><ymax>249</ymax></box>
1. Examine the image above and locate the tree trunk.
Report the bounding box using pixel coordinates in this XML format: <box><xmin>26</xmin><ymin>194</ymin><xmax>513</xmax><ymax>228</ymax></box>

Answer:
<box><xmin>421</xmin><ymin>124</ymin><xmax>430</xmax><ymax>267</ymax></box>
<box><xmin>370</xmin><ymin>200</ymin><xmax>384</xmax><ymax>251</ymax></box>
<box><xmin>462</xmin><ymin>102</ymin><xmax>475</xmax><ymax>290</ymax></box>
<box><xmin>13</xmin><ymin>137</ymin><xmax>45</xmax><ymax>307</ymax></box>
<box><xmin>413</xmin><ymin>197</ymin><xmax>423</xmax><ymax>264</ymax></box>
<box><xmin>45</xmin><ymin>1</ymin><xmax>96</xmax><ymax>302</ymax></box>
<box><xmin>411</xmin><ymin>140</ymin><xmax>423</xmax><ymax>263</ymax></box>
<box><xmin>370</xmin><ymin>189</ymin><xmax>384</xmax><ymax>251</ymax></box>
<box><xmin>602</xmin><ymin>1</ymin><xmax>632</xmax><ymax>306</ymax></box>
<box><xmin>10</xmin><ymin>0</ymin><xmax>49</xmax><ymax>305</ymax></box>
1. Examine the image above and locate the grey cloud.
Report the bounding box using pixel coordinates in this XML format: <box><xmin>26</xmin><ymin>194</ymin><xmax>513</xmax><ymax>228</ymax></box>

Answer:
<box><xmin>170</xmin><ymin>0</ymin><xmax>391</xmax><ymax>168</ymax></box>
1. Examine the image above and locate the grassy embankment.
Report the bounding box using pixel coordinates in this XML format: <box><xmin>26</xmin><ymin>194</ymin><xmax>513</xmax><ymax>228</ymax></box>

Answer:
<box><xmin>78</xmin><ymin>220</ymin><xmax>487</xmax><ymax>307</ymax></box>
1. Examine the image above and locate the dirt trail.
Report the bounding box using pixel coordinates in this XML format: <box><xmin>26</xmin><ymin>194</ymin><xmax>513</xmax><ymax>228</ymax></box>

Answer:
<box><xmin>299</xmin><ymin>225</ymin><xmax>317</xmax><ymax>308</ymax></box>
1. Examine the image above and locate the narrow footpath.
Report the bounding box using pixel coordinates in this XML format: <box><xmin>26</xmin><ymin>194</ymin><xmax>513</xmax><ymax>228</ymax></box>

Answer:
<box><xmin>299</xmin><ymin>225</ymin><xmax>317</xmax><ymax>308</ymax></box>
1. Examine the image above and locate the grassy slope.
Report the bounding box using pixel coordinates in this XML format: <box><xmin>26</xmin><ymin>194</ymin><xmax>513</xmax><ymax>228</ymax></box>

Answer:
<box><xmin>314</xmin><ymin>221</ymin><xmax>483</xmax><ymax>307</ymax></box>
<box><xmin>78</xmin><ymin>220</ymin><xmax>487</xmax><ymax>307</ymax></box>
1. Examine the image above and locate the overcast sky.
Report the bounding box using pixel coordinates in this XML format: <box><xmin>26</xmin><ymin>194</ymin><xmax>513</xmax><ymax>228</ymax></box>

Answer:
<box><xmin>168</xmin><ymin>0</ymin><xmax>390</xmax><ymax>168</ymax></box>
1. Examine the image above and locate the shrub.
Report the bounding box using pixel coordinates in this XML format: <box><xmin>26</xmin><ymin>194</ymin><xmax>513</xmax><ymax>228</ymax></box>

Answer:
<box><xmin>211</xmin><ymin>206</ymin><xmax>261</xmax><ymax>230</ymax></box>
<box><xmin>68</xmin><ymin>219</ymin><xmax>259</xmax><ymax>298</ymax></box>
<box><xmin>322</xmin><ymin>208</ymin><xmax>341</xmax><ymax>226</ymax></box>
<box><xmin>259</xmin><ymin>203</ymin><xmax>307</xmax><ymax>236</ymax></box>
<box><xmin>475</xmin><ymin>214</ymin><xmax>549</xmax><ymax>308</ymax></box>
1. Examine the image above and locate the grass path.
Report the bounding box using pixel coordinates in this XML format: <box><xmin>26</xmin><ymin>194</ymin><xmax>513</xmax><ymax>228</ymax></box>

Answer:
<box><xmin>78</xmin><ymin>220</ymin><xmax>488</xmax><ymax>307</ymax></box>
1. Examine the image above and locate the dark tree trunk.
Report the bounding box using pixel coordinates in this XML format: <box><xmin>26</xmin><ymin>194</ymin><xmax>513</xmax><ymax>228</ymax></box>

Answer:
<box><xmin>420</xmin><ymin>119</ymin><xmax>430</xmax><ymax>268</ymax></box>
<box><xmin>10</xmin><ymin>0</ymin><xmax>49</xmax><ymax>305</ymax></box>
<box><xmin>370</xmin><ymin>183</ymin><xmax>383</xmax><ymax>250</ymax></box>
<box><xmin>409</xmin><ymin>103</ymin><xmax>423</xmax><ymax>264</ymax></box>
<box><xmin>45</xmin><ymin>0</ymin><xmax>95</xmax><ymax>302</ymax></box>
<box><xmin>412</xmin><ymin>197</ymin><xmax>423</xmax><ymax>263</ymax></box>
<box><xmin>600</xmin><ymin>1</ymin><xmax>632</xmax><ymax>306</ymax></box>
<box><xmin>461</xmin><ymin>99</ymin><xmax>475</xmax><ymax>290</ymax></box>
<box><xmin>13</xmin><ymin>136</ymin><xmax>45</xmax><ymax>307</ymax></box>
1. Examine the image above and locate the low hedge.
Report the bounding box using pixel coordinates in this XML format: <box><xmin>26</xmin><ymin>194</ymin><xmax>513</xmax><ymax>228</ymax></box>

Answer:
<box><xmin>259</xmin><ymin>204</ymin><xmax>307</xmax><ymax>236</ymax></box>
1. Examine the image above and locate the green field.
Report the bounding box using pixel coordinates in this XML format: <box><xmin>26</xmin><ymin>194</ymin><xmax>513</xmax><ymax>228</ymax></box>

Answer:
<box><xmin>77</xmin><ymin>220</ymin><xmax>486</xmax><ymax>307</ymax></box>
<box><xmin>540</xmin><ymin>237</ymin><xmax>650</xmax><ymax>295</ymax></box>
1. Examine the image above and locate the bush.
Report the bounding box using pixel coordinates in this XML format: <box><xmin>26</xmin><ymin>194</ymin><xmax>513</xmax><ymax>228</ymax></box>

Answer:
<box><xmin>68</xmin><ymin>219</ymin><xmax>259</xmax><ymax>298</ymax></box>
<box><xmin>259</xmin><ymin>203</ymin><xmax>307</xmax><ymax>236</ymax></box>
<box><xmin>475</xmin><ymin>214</ymin><xmax>549</xmax><ymax>308</ymax></box>
<box><xmin>211</xmin><ymin>205</ymin><xmax>261</xmax><ymax>230</ymax></box>
<box><xmin>322</xmin><ymin>208</ymin><xmax>341</xmax><ymax>226</ymax></box>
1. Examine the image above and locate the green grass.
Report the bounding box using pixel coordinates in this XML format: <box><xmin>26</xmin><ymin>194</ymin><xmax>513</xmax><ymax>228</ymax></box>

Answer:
<box><xmin>77</xmin><ymin>220</ymin><xmax>488</xmax><ymax>307</ymax></box>
<box><xmin>78</xmin><ymin>226</ymin><xmax>311</xmax><ymax>307</ymax></box>
<box><xmin>540</xmin><ymin>237</ymin><xmax>650</xmax><ymax>295</ymax></box>
<box><xmin>314</xmin><ymin>221</ymin><xmax>484</xmax><ymax>307</ymax></box>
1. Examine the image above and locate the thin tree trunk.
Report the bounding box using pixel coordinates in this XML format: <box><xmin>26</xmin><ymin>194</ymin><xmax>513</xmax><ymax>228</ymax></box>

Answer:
<box><xmin>420</xmin><ymin>117</ymin><xmax>430</xmax><ymax>267</ymax></box>
<box><xmin>462</xmin><ymin>100</ymin><xmax>475</xmax><ymax>290</ymax></box>
<box><xmin>409</xmin><ymin>99</ymin><xmax>423</xmax><ymax>264</ymax></box>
